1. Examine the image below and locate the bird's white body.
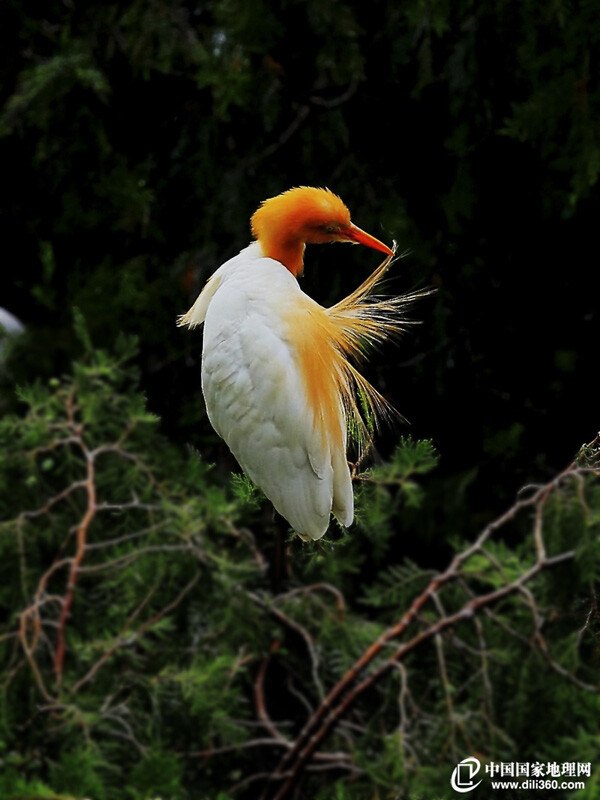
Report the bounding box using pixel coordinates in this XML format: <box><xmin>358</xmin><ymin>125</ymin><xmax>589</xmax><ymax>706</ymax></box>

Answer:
<box><xmin>179</xmin><ymin>187</ymin><xmax>408</xmax><ymax>541</ymax></box>
<box><xmin>182</xmin><ymin>242</ymin><xmax>353</xmax><ymax>540</ymax></box>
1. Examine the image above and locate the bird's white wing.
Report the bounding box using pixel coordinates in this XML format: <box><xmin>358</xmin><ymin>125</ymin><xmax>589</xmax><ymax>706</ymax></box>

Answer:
<box><xmin>199</xmin><ymin>255</ymin><xmax>352</xmax><ymax>540</ymax></box>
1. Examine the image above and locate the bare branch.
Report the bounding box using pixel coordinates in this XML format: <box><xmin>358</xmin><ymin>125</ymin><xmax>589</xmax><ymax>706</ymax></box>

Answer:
<box><xmin>260</xmin><ymin>441</ymin><xmax>600</xmax><ymax>800</ymax></box>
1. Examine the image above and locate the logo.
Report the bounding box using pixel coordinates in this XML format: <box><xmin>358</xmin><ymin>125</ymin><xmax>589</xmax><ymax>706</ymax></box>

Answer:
<box><xmin>451</xmin><ymin>757</ymin><xmax>483</xmax><ymax>793</ymax></box>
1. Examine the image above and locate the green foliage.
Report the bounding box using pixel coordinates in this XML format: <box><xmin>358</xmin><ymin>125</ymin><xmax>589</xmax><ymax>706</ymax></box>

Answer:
<box><xmin>230</xmin><ymin>472</ymin><xmax>263</xmax><ymax>511</ymax></box>
<box><xmin>0</xmin><ymin>51</ymin><xmax>109</xmax><ymax>139</ymax></box>
<box><xmin>2</xmin><ymin>2</ymin><xmax>600</xmax><ymax>798</ymax></box>
<box><xmin>127</xmin><ymin>749</ymin><xmax>184</xmax><ymax>800</ymax></box>
<box><xmin>0</xmin><ymin>329</ymin><xmax>598</xmax><ymax>799</ymax></box>
<box><xmin>49</xmin><ymin>747</ymin><xmax>108</xmax><ymax>800</ymax></box>
<box><xmin>0</xmin><ymin>334</ymin><xmax>262</xmax><ymax>799</ymax></box>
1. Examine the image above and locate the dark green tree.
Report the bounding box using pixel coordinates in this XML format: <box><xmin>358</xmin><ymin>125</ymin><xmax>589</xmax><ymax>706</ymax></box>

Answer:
<box><xmin>2</xmin><ymin>2</ymin><xmax>600</xmax><ymax>798</ymax></box>
<box><xmin>0</xmin><ymin>327</ymin><xmax>599</xmax><ymax>799</ymax></box>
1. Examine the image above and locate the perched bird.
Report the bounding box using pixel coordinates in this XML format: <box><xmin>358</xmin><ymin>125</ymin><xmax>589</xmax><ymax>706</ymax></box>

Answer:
<box><xmin>179</xmin><ymin>187</ymin><xmax>417</xmax><ymax>540</ymax></box>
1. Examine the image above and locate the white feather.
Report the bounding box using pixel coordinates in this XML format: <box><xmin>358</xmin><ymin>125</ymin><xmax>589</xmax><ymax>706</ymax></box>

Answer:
<box><xmin>180</xmin><ymin>242</ymin><xmax>352</xmax><ymax>540</ymax></box>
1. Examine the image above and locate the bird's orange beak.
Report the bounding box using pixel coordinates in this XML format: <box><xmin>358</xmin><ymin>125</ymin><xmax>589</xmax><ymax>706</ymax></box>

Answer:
<box><xmin>341</xmin><ymin>223</ymin><xmax>393</xmax><ymax>256</ymax></box>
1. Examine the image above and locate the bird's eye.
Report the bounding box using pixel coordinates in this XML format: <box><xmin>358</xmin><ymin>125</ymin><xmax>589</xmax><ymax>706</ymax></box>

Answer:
<box><xmin>325</xmin><ymin>224</ymin><xmax>338</xmax><ymax>234</ymax></box>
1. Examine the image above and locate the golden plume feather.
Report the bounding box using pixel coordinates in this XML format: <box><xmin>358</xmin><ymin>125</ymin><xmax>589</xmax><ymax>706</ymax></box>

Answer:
<box><xmin>286</xmin><ymin>247</ymin><xmax>431</xmax><ymax>455</ymax></box>
<box><xmin>322</xmin><ymin>247</ymin><xmax>431</xmax><ymax>445</ymax></box>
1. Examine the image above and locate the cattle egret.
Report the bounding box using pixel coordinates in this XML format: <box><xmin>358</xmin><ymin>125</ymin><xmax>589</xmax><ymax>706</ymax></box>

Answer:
<box><xmin>179</xmin><ymin>187</ymin><xmax>416</xmax><ymax>540</ymax></box>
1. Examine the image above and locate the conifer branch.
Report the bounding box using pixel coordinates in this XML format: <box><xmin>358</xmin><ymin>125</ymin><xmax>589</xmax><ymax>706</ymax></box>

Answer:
<box><xmin>260</xmin><ymin>434</ymin><xmax>600</xmax><ymax>800</ymax></box>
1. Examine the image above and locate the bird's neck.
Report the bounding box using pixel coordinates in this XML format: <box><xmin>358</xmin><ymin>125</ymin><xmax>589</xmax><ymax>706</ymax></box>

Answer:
<box><xmin>259</xmin><ymin>235</ymin><xmax>306</xmax><ymax>277</ymax></box>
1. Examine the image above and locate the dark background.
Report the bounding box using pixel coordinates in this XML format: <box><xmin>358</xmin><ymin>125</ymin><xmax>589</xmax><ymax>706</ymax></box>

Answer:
<box><xmin>2</xmin><ymin>0</ymin><xmax>599</xmax><ymax>549</ymax></box>
<box><xmin>1</xmin><ymin>5</ymin><xmax>600</xmax><ymax>798</ymax></box>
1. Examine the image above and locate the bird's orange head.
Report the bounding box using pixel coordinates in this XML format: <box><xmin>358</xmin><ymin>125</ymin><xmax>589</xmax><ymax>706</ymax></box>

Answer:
<box><xmin>250</xmin><ymin>186</ymin><xmax>393</xmax><ymax>276</ymax></box>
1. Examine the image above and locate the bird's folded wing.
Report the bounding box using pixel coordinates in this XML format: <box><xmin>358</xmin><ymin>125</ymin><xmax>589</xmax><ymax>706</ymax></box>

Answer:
<box><xmin>201</xmin><ymin>277</ymin><xmax>351</xmax><ymax>540</ymax></box>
